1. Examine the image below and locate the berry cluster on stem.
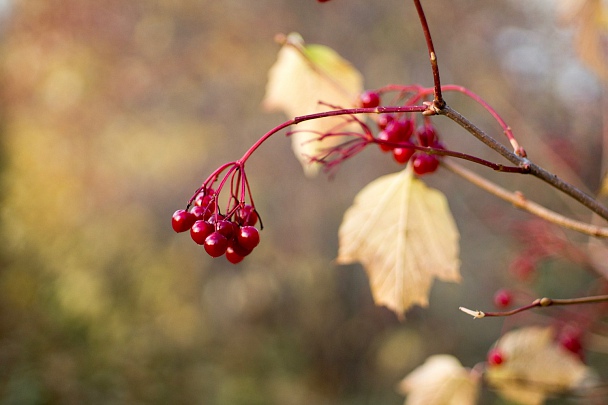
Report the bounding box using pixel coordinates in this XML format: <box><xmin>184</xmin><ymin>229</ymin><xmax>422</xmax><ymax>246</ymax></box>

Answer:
<box><xmin>172</xmin><ymin>165</ymin><xmax>261</xmax><ymax>264</ymax></box>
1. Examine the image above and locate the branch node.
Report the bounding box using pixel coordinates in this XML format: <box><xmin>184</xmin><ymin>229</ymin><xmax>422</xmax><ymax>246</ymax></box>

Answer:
<box><xmin>422</xmin><ymin>101</ymin><xmax>437</xmax><ymax>116</ymax></box>
<box><xmin>433</xmin><ymin>98</ymin><xmax>446</xmax><ymax>111</ymax></box>
<box><xmin>539</xmin><ymin>297</ymin><xmax>552</xmax><ymax>307</ymax></box>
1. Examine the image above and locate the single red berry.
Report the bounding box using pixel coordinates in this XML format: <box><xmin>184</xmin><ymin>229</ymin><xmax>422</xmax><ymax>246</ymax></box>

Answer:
<box><xmin>493</xmin><ymin>289</ymin><xmax>513</xmax><ymax>309</ymax></box>
<box><xmin>237</xmin><ymin>204</ymin><xmax>258</xmax><ymax>226</ymax></box>
<box><xmin>377</xmin><ymin>119</ymin><xmax>414</xmax><ymax>152</ymax></box>
<box><xmin>225</xmin><ymin>245</ymin><xmax>245</xmax><ymax>264</ymax></box>
<box><xmin>172</xmin><ymin>210</ymin><xmax>195</xmax><ymax>233</ymax></box>
<box><xmin>558</xmin><ymin>327</ymin><xmax>583</xmax><ymax>359</ymax></box>
<box><xmin>194</xmin><ymin>193</ymin><xmax>213</xmax><ymax>208</ymax></box>
<box><xmin>560</xmin><ymin>334</ymin><xmax>582</xmax><ymax>354</ymax></box>
<box><xmin>216</xmin><ymin>219</ymin><xmax>238</xmax><ymax>240</ymax></box>
<box><xmin>377</xmin><ymin>130</ymin><xmax>394</xmax><ymax>152</ymax></box>
<box><xmin>377</xmin><ymin>114</ymin><xmax>394</xmax><ymax>130</ymax></box>
<box><xmin>190</xmin><ymin>205</ymin><xmax>207</xmax><ymax>220</ymax></box>
<box><xmin>207</xmin><ymin>213</ymin><xmax>225</xmax><ymax>224</ymax></box>
<box><xmin>359</xmin><ymin>91</ymin><xmax>381</xmax><ymax>108</ymax></box>
<box><xmin>412</xmin><ymin>153</ymin><xmax>440</xmax><ymax>175</ymax></box>
<box><xmin>229</xmin><ymin>239</ymin><xmax>253</xmax><ymax>257</ymax></box>
<box><xmin>416</xmin><ymin>124</ymin><xmax>437</xmax><ymax>147</ymax></box>
<box><xmin>393</xmin><ymin>142</ymin><xmax>415</xmax><ymax>164</ymax></box>
<box><xmin>204</xmin><ymin>231</ymin><xmax>228</xmax><ymax>257</ymax></box>
<box><xmin>487</xmin><ymin>348</ymin><xmax>505</xmax><ymax>366</ymax></box>
<box><xmin>237</xmin><ymin>226</ymin><xmax>260</xmax><ymax>251</ymax></box>
<box><xmin>508</xmin><ymin>255</ymin><xmax>537</xmax><ymax>280</ymax></box>
<box><xmin>190</xmin><ymin>220</ymin><xmax>214</xmax><ymax>245</ymax></box>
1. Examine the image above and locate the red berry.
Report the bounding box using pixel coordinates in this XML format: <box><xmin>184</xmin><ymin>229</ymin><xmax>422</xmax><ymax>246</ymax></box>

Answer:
<box><xmin>377</xmin><ymin>119</ymin><xmax>414</xmax><ymax>152</ymax></box>
<box><xmin>237</xmin><ymin>226</ymin><xmax>260</xmax><ymax>251</ymax></box>
<box><xmin>359</xmin><ymin>91</ymin><xmax>381</xmax><ymax>108</ymax></box>
<box><xmin>493</xmin><ymin>289</ymin><xmax>513</xmax><ymax>309</ymax></box>
<box><xmin>377</xmin><ymin>130</ymin><xmax>394</xmax><ymax>152</ymax></box>
<box><xmin>388</xmin><ymin>119</ymin><xmax>414</xmax><ymax>141</ymax></box>
<box><xmin>190</xmin><ymin>220</ymin><xmax>214</xmax><ymax>245</ymax></box>
<box><xmin>416</xmin><ymin>124</ymin><xmax>437</xmax><ymax>146</ymax></box>
<box><xmin>237</xmin><ymin>204</ymin><xmax>258</xmax><ymax>226</ymax></box>
<box><xmin>194</xmin><ymin>193</ymin><xmax>214</xmax><ymax>208</ymax></box>
<box><xmin>190</xmin><ymin>205</ymin><xmax>207</xmax><ymax>220</ymax></box>
<box><xmin>207</xmin><ymin>213</ymin><xmax>225</xmax><ymax>224</ymax></box>
<box><xmin>216</xmin><ymin>219</ymin><xmax>238</xmax><ymax>240</ymax></box>
<box><xmin>377</xmin><ymin>114</ymin><xmax>394</xmax><ymax>130</ymax></box>
<box><xmin>558</xmin><ymin>327</ymin><xmax>583</xmax><ymax>359</ymax></box>
<box><xmin>225</xmin><ymin>245</ymin><xmax>245</xmax><ymax>264</ymax></box>
<box><xmin>561</xmin><ymin>334</ymin><xmax>582</xmax><ymax>354</ymax></box>
<box><xmin>230</xmin><ymin>239</ymin><xmax>253</xmax><ymax>257</ymax></box>
<box><xmin>204</xmin><ymin>231</ymin><xmax>228</xmax><ymax>257</ymax></box>
<box><xmin>487</xmin><ymin>348</ymin><xmax>505</xmax><ymax>366</ymax></box>
<box><xmin>509</xmin><ymin>255</ymin><xmax>537</xmax><ymax>280</ymax></box>
<box><xmin>393</xmin><ymin>142</ymin><xmax>415</xmax><ymax>164</ymax></box>
<box><xmin>412</xmin><ymin>153</ymin><xmax>440</xmax><ymax>175</ymax></box>
<box><xmin>172</xmin><ymin>210</ymin><xmax>195</xmax><ymax>233</ymax></box>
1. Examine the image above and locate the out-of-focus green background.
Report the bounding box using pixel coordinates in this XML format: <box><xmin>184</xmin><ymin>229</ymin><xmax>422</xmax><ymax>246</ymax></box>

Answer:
<box><xmin>0</xmin><ymin>0</ymin><xmax>605</xmax><ymax>404</ymax></box>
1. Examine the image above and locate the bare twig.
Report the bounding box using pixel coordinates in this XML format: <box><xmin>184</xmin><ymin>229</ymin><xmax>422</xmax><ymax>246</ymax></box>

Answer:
<box><xmin>439</xmin><ymin>105</ymin><xmax>608</xmax><ymax>222</ymax></box>
<box><xmin>412</xmin><ymin>0</ymin><xmax>444</xmax><ymax>109</ymax></box>
<box><xmin>443</xmin><ymin>160</ymin><xmax>608</xmax><ymax>238</ymax></box>
<box><xmin>460</xmin><ymin>295</ymin><xmax>608</xmax><ymax>319</ymax></box>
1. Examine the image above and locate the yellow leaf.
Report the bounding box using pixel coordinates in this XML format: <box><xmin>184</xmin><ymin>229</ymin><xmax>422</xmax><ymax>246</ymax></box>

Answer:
<box><xmin>263</xmin><ymin>33</ymin><xmax>364</xmax><ymax>176</ymax></box>
<box><xmin>486</xmin><ymin>326</ymin><xmax>596</xmax><ymax>405</ymax></box>
<box><xmin>336</xmin><ymin>166</ymin><xmax>461</xmax><ymax>319</ymax></box>
<box><xmin>398</xmin><ymin>355</ymin><xmax>480</xmax><ymax>405</ymax></box>
<box><xmin>559</xmin><ymin>0</ymin><xmax>608</xmax><ymax>81</ymax></box>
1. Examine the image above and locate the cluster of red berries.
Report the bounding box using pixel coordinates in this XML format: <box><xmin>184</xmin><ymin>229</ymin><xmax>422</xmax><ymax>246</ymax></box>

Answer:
<box><xmin>172</xmin><ymin>188</ymin><xmax>260</xmax><ymax>264</ymax></box>
<box><xmin>359</xmin><ymin>90</ymin><xmax>444</xmax><ymax>175</ymax></box>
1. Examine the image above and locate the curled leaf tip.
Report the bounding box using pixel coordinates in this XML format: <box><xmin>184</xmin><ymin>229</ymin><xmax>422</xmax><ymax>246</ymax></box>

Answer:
<box><xmin>459</xmin><ymin>306</ymin><xmax>485</xmax><ymax>319</ymax></box>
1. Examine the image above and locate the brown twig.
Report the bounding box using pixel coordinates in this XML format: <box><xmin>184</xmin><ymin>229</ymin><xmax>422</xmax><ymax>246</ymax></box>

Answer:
<box><xmin>439</xmin><ymin>105</ymin><xmax>608</xmax><ymax>222</ymax></box>
<box><xmin>412</xmin><ymin>0</ymin><xmax>444</xmax><ymax>109</ymax></box>
<box><xmin>460</xmin><ymin>295</ymin><xmax>608</xmax><ymax>319</ymax></box>
<box><xmin>442</xmin><ymin>160</ymin><xmax>608</xmax><ymax>238</ymax></box>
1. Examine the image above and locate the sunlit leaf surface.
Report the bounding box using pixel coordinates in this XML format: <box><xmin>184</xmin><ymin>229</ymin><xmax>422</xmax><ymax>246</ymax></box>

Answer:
<box><xmin>398</xmin><ymin>355</ymin><xmax>480</xmax><ymax>405</ymax></box>
<box><xmin>336</xmin><ymin>166</ymin><xmax>461</xmax><ymax>318</ymax></box>
<box><xmin>559</xmin><ymin>0</ymin><xmax>608</xmax><ymax>81</ymax></box>
<box><xmin>486</xmin><ymin>326</ymin><xmax>595</xmax><ymax>405</ymax></box>
<box><xmin>263</xmin><ymin>33</ymin><xmax>363</xmax><ymax>176</ymax></box>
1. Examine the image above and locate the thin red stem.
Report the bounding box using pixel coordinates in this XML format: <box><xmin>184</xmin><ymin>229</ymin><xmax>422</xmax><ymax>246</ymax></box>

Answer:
<box><xmin>441</xmin><ymin>84</ymin><xmax>525</xmax><ymax>156</ymax></box>
<box><xmin>236</xmin><ymin>105</ymin><xmax>428</xmax><ymax>165</ymax></box>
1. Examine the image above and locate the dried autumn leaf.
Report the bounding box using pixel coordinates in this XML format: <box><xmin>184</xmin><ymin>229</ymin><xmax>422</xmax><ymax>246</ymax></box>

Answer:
<box><xmin>263</xmin><ymin>33</ymin><xmax>364</xmax><ymax>176</ymax></box>
<box><xmin>336</xmin><ymin>166</ymin><xmax>461</xmax><ymax>319</ymax></box>
<box><xmin>398</xmin><ymin>355</ymin><xmax>480</xmax><ymax>405</ymax></box>
<box><xmin>559</xmin><ymin>0</ymin><xmax>608</xmax><ymax>81</ymax></box>
<box><xmin>486</xmin><ymin>326</ymin><xmax>596</xmax><ymax>405</ymax></box>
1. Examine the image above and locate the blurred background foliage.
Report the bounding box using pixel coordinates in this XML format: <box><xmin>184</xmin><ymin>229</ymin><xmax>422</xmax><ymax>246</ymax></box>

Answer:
<box><xmin>0</xmin><ymin>0</ymin><xmax>606</xmax><ymax>404</ymax></box>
